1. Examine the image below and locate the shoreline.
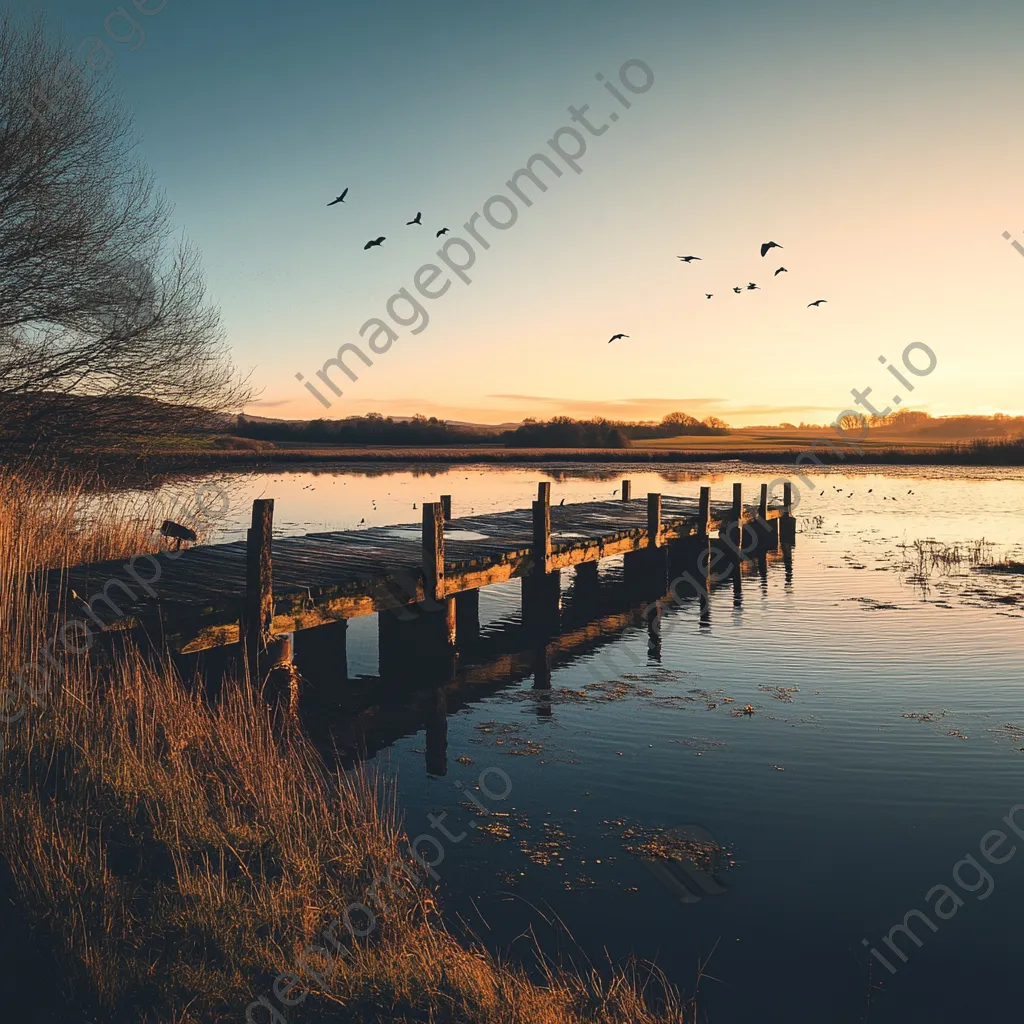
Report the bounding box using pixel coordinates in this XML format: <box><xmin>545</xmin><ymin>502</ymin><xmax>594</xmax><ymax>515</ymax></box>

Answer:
<box><xmin>8</xmin><ymin>443</ymin><xmax>1024</xmax><ymax>474</ymax></box>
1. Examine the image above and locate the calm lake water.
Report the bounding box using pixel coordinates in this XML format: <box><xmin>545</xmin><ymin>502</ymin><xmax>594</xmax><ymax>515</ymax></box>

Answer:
<box><xmin>150</xmin><ymin>462</ymin><xmax>1024</xmax><ymax>1022</ymax></box>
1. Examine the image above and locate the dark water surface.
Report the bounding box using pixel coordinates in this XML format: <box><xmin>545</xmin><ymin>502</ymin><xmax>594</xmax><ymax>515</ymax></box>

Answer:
<box><xmin>152</xmin><ymin>462</ymin><xmax>1024</xmax><ymax>1022</ymax></box>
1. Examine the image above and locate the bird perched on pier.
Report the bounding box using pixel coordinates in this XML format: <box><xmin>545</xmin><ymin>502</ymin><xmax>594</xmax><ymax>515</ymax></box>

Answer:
<box><xmin>761</xmin><ymin>241</ymin><xmax>783</xmax><ymax>257</ymax></box>
<box><xmin>364</xmin><ymin>237</ymin><xmax>386</xmax><ymax>250</ymax></box>
<box><xmin>406</xmin><ymin>212</ymin><xmax>423</xmax><ymax>226</ymax></box>
<box><xmin>160</xmin><ymin>520</ymin><xmax>197</xmax><ymax>551</ymax></box>
<box><xmin>808</xmin><ymin>299</ymin><xmax>827</xmax><ymax>307</ymax></box>
<box><xmin>678</xmin><ymin>255</ymin><xmax>702</xmax><ymax>263</ymax></box>
<box><xmin>327</xmin><ymin>188</ymin><xmax>348</xmax><ymax>206</ymax></box>
<box><xmin>608</xmin><ymin>333</ymin><xmax>629</xmax><ymax>343</ymax></box>
<box><xmin>774</xmin><ymin>267</ymin><xmax>788</xmax><ymax>276</ymax></box>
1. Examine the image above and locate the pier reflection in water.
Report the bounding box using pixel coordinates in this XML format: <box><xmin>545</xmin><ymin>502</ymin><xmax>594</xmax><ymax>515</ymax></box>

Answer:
<box><xmin>287</xmin><ymin>541</ymin><xmax>791</xmax><ymax>777</ymax></box>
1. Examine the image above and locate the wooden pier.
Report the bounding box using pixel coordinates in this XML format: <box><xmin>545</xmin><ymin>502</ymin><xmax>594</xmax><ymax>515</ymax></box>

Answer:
<box><xmin>50</xmin><ymin>480</ymin><xmax>794</xmax><ymax>687</ymax></box>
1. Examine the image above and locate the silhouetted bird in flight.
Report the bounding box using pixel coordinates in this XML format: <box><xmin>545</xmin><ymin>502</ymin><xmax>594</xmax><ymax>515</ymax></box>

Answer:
<box><xmin>705</xmin><ymin>293</ymin><xmax>713</xmax><ymax>299</ymax></box>
<box><xmin>733</xmin><ymin>286</ymin><xmax>743</xmax><ymax>293</ymax></box>
<box><xmin>327</xmin><ymin>188</ymin><xmax>349</xmax><ymax>206</ymax></box>
<box><xmin>775</xmin><ymin>267</ymin><xmax>788</xmax><ymax>276</ymax></box>
<box><xmin>761</xmin><ymin>241</ymin><xmax>783</xmax><ymax>257</ymax></box>
<box><xmin>364</xmin><ymin>237</ymin><xmax>386</xmax><ymax>250</ymax></box>
<box><xmin>808</xmin><ymin>299</ymin><xmax>827</xmax><ymax>307</ymax></box>
<box><xmin>160</xmin><ymin>520</ymin><xmax>196</xmax><ymax>552</ymax></box>
<box><xmin>678</xmin><ymin>256</ymin><xmax>702</xmax><ymax>263</ymax></box>
<box><xmin>436</xmin><ymin>228</ymin><xmax>449</xmax><ymax>237</ymax></box>
<box><xmin>407</xmin><ymin>212</ymin><xmax>423</xmax><ymax>225</ymax></box>
<box><xmin>608</xmin><ymin>333</ymin><xmax>629</xmax><ymax>343</ymax></box>
<box><xmin>747</xmin><ymin>282</ymin><xmax>760</xmax><ymax>290</ymax></box>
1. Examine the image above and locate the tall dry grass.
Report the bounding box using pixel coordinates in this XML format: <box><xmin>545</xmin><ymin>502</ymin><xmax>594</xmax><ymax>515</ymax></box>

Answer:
<box><xmin>0</xmin><ymin>470</ymin><xmax>689</xmax><ymax>1023</ymax></box>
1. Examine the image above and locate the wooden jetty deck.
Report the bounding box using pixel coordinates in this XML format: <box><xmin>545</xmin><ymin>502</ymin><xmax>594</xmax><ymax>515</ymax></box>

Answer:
<box><xmin>50</xmin><ymin>480</ymin><xmax>795</xmax><ymax>680</ymax></box>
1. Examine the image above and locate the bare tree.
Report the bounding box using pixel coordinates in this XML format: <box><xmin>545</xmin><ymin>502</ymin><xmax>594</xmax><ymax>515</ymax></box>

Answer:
<box><xmin>0</xmin><ymin>12</ymin><xmax>250</xmax><ymax>451</ymax></box>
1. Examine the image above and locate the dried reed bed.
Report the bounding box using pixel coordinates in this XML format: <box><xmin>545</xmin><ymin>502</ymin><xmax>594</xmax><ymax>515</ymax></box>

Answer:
<box><xmin>0</xmin><ymin>471</ymin><xmax>687</xmax><ymax>1023</ymax></box>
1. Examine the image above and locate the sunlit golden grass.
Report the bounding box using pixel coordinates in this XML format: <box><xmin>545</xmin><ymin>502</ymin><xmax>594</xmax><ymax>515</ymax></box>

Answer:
<box><xmin>0</xmin><ymin>470</ymin><xmax>689</xmax><ymax>1023</ymax></box>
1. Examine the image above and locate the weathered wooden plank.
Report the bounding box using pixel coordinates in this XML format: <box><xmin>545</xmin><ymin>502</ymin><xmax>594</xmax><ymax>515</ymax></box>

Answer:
<box><xmin>53</xmin><ymin>486</ymin><xmax>786</xmax><ymax>652</ymax></box>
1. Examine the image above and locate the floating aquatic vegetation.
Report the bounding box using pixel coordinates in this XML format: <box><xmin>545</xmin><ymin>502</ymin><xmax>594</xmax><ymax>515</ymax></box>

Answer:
<box><xmin>519</xmin><ymin>821</ymin><xmax>573</xmax><ymax>868</ymax></box>
<box><xmin>669</xmin><ymin>736</ymin><xmax>727</xmax><ymax>751</ymax></box>
<box><xmin>758</xmin><ymin>685</ymin><xmax>799</xmax><ymax>702</ymax></box>
<box><xmin>611</xmin><ymin>822</ymin><xmax>735</xmax><ymax>874</ymax></box>
<box><xmin>476</xmin><ymin>819</ymin><xmax>512</xmax><ymax>840</ymax></box>
<box><xmin>902</xmin><ymin>711</ymin><xmax>951</xmax><ymax>723</ymax></box>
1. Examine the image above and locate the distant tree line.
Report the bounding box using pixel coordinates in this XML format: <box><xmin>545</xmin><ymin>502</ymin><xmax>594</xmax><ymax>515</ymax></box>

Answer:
<box><xmin>499</xmin><ymin>413</ymin><xmax>730</xmax><ymax>448</ymax></box>
<box><xmin>234</xmin><ymin>413</ymin><xmax>496</xmax><ymax>446</ymax></box>
<box><xmin>233</xmin><ymin>411</ymin><xmax>730</xmax><ymax>449</ymax></box>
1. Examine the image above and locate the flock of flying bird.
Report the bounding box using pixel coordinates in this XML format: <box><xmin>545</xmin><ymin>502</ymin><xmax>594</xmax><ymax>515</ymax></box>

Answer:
<box><xmin>608</xmin><ymin>240</ymin><xmax>828</xmax><ymax>345</ymax></box>
<box><xmin>821</xmin><ymin>486</ymin><xmax>915</xmax><ymax>500</ymax></box>
<box><xmin>323</xmin><ymin>196</ymin><xmax>828</xmax><ymax>336</ymax></box>
<box><xmin>327</xmin><ymin>188</ymin><xmax>449</xmax><ymax>248</ymax></box>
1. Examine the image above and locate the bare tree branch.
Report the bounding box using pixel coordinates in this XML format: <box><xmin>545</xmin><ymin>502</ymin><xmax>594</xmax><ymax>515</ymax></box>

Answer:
<box><xmin>0</xmin><ymin>12</ymin><xmax>251</xmax><ymax>452</ymax></box>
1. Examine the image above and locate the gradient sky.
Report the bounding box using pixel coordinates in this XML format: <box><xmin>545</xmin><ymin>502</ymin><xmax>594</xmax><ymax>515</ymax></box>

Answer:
<box><xmin>19</xmin><ymin>0</ymin><xmax>1024</xmax><ymax>425</ymax></box>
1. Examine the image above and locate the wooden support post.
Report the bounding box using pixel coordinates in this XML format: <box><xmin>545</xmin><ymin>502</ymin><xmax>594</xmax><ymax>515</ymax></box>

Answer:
<box><xmin>378</xmin><ymin>598</ymin><xmax>455</xmax><ymax>679</ymax></box>
<box><xmin>376</xmin><ymin>504</ymin><xmax>455</xmax><ymax>680</ymax></box>
<box><xmin>621</xmin><ymin>479</ymin><xmax>632</xmax><ymax>501</ymax></box>
<box><xmin>422</xmin><ymin>502</ymin><xmax>445</xmax><ymax>601</ymax></box>
<box><xmin>698</xmin><ymin>486</ymin><xmax>711</xmax><ymax>539</ymax></box>
<box><xmin>648</xmin><ymin>493</ymin><xmax>662</xmax><ymax>549</ymax></box>
<box><xmin>758</xmin><ymin>483</ymin><xmax>769</xmax><ymax>522</ymax></box>
<box><xmin>244</xmin><ymin>498</ymin><xmax>274</xmax><ymax>683</ymax></box>
<box><xmin>781</xmin><ymin>482</ymin><xmax>797</xmax><ymax>544</ymax></box>
<box><xmin>532</xmin><ymin>497</ymin><xmax>551</xmax><ymax>576</ymax></box>
<box><xmin>455</xmin><ymin>588</ymin><xmax>480</xmax><ymax>646</ymax></box>
<box><xmin>260</xmin><ymin>632</ymin><xmax>298</xmax><ymax>711</ymax></box>
<box><xmin>440</xmin><ymin>494</ymin><xmax>452</xmax><ymax>522</ymax></box>
<box><xmin>729</xmin><ymin>482</ymin><xmax>744</xmax><ymax>551</ymax></box>
<box><xmin>293</xmin><ymin>620</ymin><xmax>349</xmax><ymax>688</ymax></box>
<box><xmin>525</xmin><ymin>483</ymin><xmax>558</xmax><ymax>634</ymax></box>
<box><xmin>522</xmin><ymin>572</ymin><xmax>561</xmax><ymax>635</ymax></box>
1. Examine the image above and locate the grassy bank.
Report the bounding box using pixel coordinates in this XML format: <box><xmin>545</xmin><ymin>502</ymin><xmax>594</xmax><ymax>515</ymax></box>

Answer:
<box><xmin>0</xmin><ymin>472</ymin><xmax>687</xmax><ymax>1023</ymax></box>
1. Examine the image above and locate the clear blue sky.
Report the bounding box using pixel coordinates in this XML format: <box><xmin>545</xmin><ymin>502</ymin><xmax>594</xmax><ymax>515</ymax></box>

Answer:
<box><xmin>19</xmin><ymin>0</ymin><xmax>1024</xmax><ymax>424</ymax></box>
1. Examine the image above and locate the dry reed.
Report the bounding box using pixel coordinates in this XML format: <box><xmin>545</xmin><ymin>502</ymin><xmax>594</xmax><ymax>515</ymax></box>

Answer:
<box><xmin>0</xmin><ymin>470</ymin><xmax>689</xmax><ymax>1023</ymax></box>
